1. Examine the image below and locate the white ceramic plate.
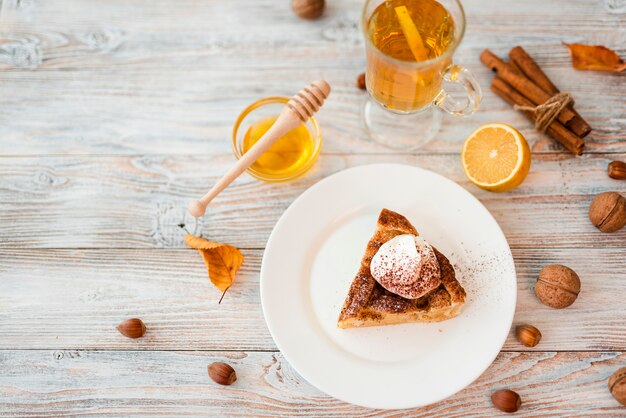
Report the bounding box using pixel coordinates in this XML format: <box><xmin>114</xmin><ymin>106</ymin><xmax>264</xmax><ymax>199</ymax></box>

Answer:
<box><xmin>260</xmin><ymin>164</ymin><xmax>516</xmax><ymax>409</ymax></box>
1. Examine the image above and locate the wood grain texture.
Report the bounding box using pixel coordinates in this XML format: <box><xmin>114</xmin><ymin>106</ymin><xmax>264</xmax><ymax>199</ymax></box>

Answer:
<box><xmin>1</xmin><ymin>247</ymin><xmax>624</xmax><ymax>351</ymax></box>
<box><xmin>1</xmin><ymin>349</ymin><xmax>625</xmax><ymax>417</ymax></box>
<box><xmin>0</xmin><ymin>0</ymin><xmax>624</xmax><ymax>155</ymax></box>
<box><xmin>1</xmin><ymin>153</ymin><xmax>625</xmax><ymax>250</ymax></box>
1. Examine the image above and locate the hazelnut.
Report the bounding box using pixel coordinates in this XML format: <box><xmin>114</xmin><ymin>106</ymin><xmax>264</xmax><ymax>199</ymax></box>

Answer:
<box><xmin>291</xmin><ymin>0</ymin><xmax>325</xmax><ymax>20</ymax></box>
<box><xmin>116</xmin><ymin>318</ymin><xmax>146</xmax><ymax>338</ymax></box>
<box><xmin>609</xmin><ymin>367</ymin><xmax>626</xmax><ymax>406</ymax></box>
<box><xmin>515</xmin><ymin>324</ymin><xmax>542</xmax><ymax>347</ymax></box>
<box><xmin>491</xmin><ymin>389</ymin><xmax>521</xmax><ymax>413</ymax></box>
<box><xmin>208</xmin><ymin>362</ymin><xmax>237</xmax><ymax>386</ymax></box>
<box><xmin>589</xmin><ymin>192</ymin><xmax>626</xmax><ymax>233</ymax></box>
<box><xmin>357</xmin><ymin>72</ymin><xmax>366</xmax><ymax>90</ymax></box>
<box><xmin>535</xmin><ymin>265</ymin><xmax>580</xmax><ymax>309</ymax></box>
<box><xmin>608</xmin><ymin>161</ymin><xmax>626</xmax><ymax>180</ymax></box>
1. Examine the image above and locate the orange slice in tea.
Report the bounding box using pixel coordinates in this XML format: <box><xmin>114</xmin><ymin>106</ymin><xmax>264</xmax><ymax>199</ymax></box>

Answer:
<box><xmin>461</xmin><ymin>123</ymin><xmax>531</xmax><ymax>192</ymax></box>
<box><xmin>394</xmin><ymin>6</ymin><xmax>429</xmax><ymax>61</ymax></box>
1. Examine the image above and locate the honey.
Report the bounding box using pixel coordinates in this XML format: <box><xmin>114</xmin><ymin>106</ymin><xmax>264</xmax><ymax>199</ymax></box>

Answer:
<box><xmin>242</xmin><ymin>115</ymin><xmax>315</xmax><ymax>178</ymax></box>
<box><xmin>366</xmin><ymin>0</ymin><xmax>455</xmax><ymax>111</ymax></box>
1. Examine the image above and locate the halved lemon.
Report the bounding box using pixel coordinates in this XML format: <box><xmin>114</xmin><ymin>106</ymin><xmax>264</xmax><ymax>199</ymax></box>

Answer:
<box><xmin>462</xmin><ymin>123</ymin><xmax>531</xmax><ymax>192</ymax></box>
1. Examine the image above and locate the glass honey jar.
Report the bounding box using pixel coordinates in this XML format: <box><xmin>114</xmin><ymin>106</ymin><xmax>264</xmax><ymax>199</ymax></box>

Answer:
<box><xmin>232</xmin><ymin>97</ymin><xmax>322</xmax><ymax>183</ymax></box>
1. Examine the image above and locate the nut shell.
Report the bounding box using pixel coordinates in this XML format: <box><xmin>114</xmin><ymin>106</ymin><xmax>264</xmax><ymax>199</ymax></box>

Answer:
<box><xmin>357</xmin><ymin>73</ymin><xmax>366</xmax><ymax>90</ymax></box>
<box><xmin>491</xmin><ymin>389</ymin><xmax>521</xmax><ymax>413</ymax></box>
<box><xmin>589</xmin><ymin>192</ymin><xmax>626</xmax><ymax>233</ymax></box>
<box><xmin>535</xmin><ymin>265</ymin><xmax>580</xmax><ymax>309</ymax></box>
<box><xmin>608</xmin><ymin>161</ymin><xmax>626</xmax><ymax>180</ymax></box>
<box><xmin>515</xmin><ymin>324</ymin><xmax>542</xmax><ymax>347</ymax></box>
<box><xmin>291</xmin><ymin>0</ymin><xmax>325</xmax><ymax>20</ymax></box>
<box><xmin>116</xmin><ymin>318</ymin><xmax>146</xmax><ymax>339</ymax></box>
<box><xmin>609</xmin><ymin>367</ymin><xmax>626</xmax><ymax>406</ymax></box>
<box><xmin>208</xmin><ymin>362</ymin><xmax>237</xmax><ymax>386</ymax></box>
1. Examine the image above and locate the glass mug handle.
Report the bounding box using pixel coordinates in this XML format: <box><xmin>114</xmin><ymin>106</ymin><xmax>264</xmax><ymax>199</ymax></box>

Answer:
<box><xmin>434</xmin><ymin>64</ymin><xmax>482</xmax><ymax>117</ymax></box>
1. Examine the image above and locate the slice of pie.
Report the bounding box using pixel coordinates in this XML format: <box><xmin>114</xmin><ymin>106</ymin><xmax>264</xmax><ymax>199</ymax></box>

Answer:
<box><xmin>337</xmin><ymin>209</ymin><xmax>466</xmax><ymax>329</ymax></box>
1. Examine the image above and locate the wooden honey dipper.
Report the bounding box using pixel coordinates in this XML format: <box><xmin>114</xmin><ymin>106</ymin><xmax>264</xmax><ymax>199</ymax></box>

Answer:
<box><xmin>188</xmin><ymin>80</ymin><xmax>331</xmax><ymax>218</ymax></box>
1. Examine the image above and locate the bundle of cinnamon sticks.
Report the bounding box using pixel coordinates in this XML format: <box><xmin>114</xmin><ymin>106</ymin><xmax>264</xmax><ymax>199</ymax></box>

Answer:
<box><xmin>480</xmin><ymin>46</ymin><xmax>590</xmax><ymax>155</ymax></box>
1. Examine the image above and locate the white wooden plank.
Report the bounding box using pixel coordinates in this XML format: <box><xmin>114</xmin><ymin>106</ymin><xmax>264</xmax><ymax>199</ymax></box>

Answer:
<box><xmin>0</xmin><ymin>0</ymin><xmax>623</xmax><ymax>155</ymax></box>
<box><xmin>0</xmin><ymin>249</ymin><xmax>272</xmax><ymax>351</ymax></box>
<box><xmin>1</xmin><ymin>154</ymin><xmax>624</xmax><ymax>249</ymax></box>
<box><xmin>1</xmin><ymin>349</ymin><xmax>625</xmax><ymax>417</ymax></box>
<box><xmin>1</xmin><ymin>247</ymin><xmax>624</xmax><ymax>351</ymax></box>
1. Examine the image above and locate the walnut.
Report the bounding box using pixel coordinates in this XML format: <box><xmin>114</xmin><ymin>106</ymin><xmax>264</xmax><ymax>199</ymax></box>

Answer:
<box><xmin>291</xmin><ymin>0</ymin><xmax>325</xmax><ymax>20</ymax></box>
<box><xmin>535</xmin><ymin>265</ymin><xmax>580</xmax><ymax>309</ymax></box>
<box><xmin>589</xmin><ymin>192</ymin><xmax>626</xmax><ymax>233</ymax></box>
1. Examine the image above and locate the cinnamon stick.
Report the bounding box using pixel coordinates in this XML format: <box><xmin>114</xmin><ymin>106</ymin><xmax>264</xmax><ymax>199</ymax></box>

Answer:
<box><xmin>509</xmin><ymin>46</ymin><xmax>559</xmax><ymax>95</ymax></box>
<box><xmin>508</xmin><ymin>59</ymin><xmax>524</xmax><ymax>74</ymax></box>
<box><xmin>491</xmin><ymin>77</ymin><xmax>584</xmax><ymax>155</ymax></box>
<box><xmin>509</xmin><ymin>46</ymin><xmax>591</xmax><ymax>137</ymax></box>
<box><xmin>480</xmin><ymin>49</ymin><xmax>590</xmax><ymax>138</ymax></box>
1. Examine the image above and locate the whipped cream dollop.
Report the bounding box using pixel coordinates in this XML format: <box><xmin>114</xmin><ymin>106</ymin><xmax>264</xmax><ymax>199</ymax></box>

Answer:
<box><xmin>370</xmin><ymin>234</ymin><xmax>441</xmax><ymax>299</ymax></box>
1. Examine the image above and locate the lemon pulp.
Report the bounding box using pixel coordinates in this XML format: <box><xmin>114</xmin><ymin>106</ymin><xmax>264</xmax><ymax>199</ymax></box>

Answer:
<box><xmin>462</xmin><ymin>123</ymin><xmax>531</xmax><ymax>192</ymax></box>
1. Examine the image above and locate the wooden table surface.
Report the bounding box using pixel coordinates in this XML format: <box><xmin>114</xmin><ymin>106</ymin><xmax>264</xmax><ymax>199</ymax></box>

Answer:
<box><xmin>1</xmin><ymin>0</ymin><xmax>625</xmax><ymax>416</ymax></box>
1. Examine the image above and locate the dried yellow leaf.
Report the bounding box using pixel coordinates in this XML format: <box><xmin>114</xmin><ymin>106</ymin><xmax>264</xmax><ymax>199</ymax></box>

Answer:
<box><xmin>184</xmin><ymin>234</ymin><xmax>244</xmax><ymax>302</ymax></box>
<box><xmin>564</xmin><ymin>43</ymin><xmax>626</xmax><ymax>73</ymax></box>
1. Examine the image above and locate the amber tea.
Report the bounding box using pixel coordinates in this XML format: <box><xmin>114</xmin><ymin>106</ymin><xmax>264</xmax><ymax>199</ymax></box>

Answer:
<box><xmin>361</xmin><ymin>0</ymin><xmax>480</xmax><ymax>149</ymax></box>
<box><xmin>366</xmin><ymin>0</ymin><xmax>455</xmax><ymax>111</ymax></box>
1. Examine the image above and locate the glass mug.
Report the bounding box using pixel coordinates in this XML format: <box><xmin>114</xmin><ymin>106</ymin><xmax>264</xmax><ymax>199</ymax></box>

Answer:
<box><xmin>362</xmin><ymin>0</ymin><xmax>481</xmax><ymax>149</ymax></box>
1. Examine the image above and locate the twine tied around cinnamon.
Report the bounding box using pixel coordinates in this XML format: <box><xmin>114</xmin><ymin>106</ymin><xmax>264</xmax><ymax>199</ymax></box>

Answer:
<box><xmin>514</xmin><ymin>92</ymin><xmax>574</xmax><ymax>133</ymax></box>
